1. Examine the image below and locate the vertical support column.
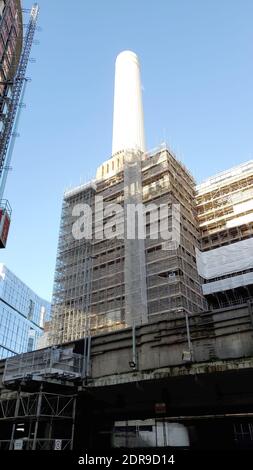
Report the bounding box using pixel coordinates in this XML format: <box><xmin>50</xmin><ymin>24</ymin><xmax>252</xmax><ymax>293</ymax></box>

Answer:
<box><xmin>9</xmin><ymin>388</ymin><xmax>21</xmax><ymax>450</ymax></box>
<box><xmin>70</xmin><ymin>396</ymin><xmax>77</xmax><ymax>450</ymax></box>
<box><xmin>27</xmin><ymin>419</ymin><xmax>33</xmax><ymax>450</ymax></box>
<box><xmin>32</xmin><ymin>385</ymin><xmax>43</xmax><ymax>450</ymax></box>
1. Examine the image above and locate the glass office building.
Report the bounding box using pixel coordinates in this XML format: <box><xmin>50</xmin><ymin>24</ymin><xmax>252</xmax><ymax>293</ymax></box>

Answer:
<box><xmin>0</xmin><ymin>264</ymin><xmax>51</xmax><ymax>359</ymax></box>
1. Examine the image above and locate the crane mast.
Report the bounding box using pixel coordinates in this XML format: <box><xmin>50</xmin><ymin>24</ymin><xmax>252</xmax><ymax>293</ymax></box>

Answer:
<box><xmin>0</xmin><ymin>3</ymin><xmax>39</xmax><ymax>248</ymax></box>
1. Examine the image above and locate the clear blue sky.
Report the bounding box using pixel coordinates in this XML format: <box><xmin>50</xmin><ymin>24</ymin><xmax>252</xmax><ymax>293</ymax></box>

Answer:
<box><xmin>1</xmin><ymin>0</ymin><xmax>253</xmax><ymax>301</ymax></box>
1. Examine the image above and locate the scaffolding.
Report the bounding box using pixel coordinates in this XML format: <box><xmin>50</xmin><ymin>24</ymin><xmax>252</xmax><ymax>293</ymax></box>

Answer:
<box><xmin>142</xmin><ymin>148</ymin><xmax>206</xmax><ymax>317</ymax></box>
<box><xmin>196</xmin><ymin>160</ymin><xmax>253</xmax><ymax>251</ymax></box>
<box><xmin>49</xmin><ymin>146</ymin><xmax>206</xmax><ymax>346</ymax></box>
<box><xmin>0</xmin><ymin>346</ymin><xmax>84</xmax><ymax>450</ymax></box>
<box><xmin>50</xmin><ymin>182</ymin><xmax>96</xmax><ymax>346</ymax></box>
<box><xmin>195</xmin><ymin>161</ymin><xmax>253</xmax><ymax>309</ymax></box>
<box><xmin>0</xmin><ymin>389</ymin><xmax>76</xmax><ymax>450</ymax></box>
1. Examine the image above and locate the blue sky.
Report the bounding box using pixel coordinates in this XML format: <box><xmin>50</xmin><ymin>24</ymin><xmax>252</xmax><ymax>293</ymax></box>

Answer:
<box><xmin>1</xmin><ymin>0</ymin><xmax>253</xmax><ymax>301</ymax></box>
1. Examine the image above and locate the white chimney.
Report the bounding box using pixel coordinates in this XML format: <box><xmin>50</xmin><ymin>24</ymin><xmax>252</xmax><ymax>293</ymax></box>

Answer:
<box><xmin>112</xmin><ymin>50</ymin><xmax>146</xmax><ymax>155</ymax></box>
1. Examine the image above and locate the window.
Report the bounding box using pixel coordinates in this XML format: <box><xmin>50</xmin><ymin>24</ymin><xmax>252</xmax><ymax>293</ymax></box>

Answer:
<box><xmin>27</xmin><ymin>337</ymin><xmax>34</xmax><ymax>352</ymax></box>
<box><xmin>28</xmin><ymin>299</ymin><xmax>35</xmax><ymax>320</ymax></box>
<box><xmin>27</xmin><ymin>328</ymin><xmax>35</xmax><ymax>352</ymax></box>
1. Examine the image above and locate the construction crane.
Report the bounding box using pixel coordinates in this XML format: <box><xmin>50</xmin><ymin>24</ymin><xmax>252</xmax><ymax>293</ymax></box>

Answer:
<box><xmin>0</xmin><ymin>3</ymin><xmax>39</xmax><ymax>248</ymax></box>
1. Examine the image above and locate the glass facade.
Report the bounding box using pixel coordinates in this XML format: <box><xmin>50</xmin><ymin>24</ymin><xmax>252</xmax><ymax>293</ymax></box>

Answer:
<box><xmin>0</xmin><ymin>264</ymin><xmax>51</xmax><ymax>359</ymax></box>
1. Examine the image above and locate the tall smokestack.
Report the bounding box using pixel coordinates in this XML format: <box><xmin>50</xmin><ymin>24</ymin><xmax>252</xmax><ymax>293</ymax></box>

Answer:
<box><xmin>112</xmin><ymin>50</ymin><xmax>146</xmax><ymax>155</ymax></box>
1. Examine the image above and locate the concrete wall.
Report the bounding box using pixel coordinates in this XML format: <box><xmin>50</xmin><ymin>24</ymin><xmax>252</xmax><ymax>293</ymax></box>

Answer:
<box><xmin>1</xmin><ymin>303</ymin><xmax>253</xmax><ymax>390</ymax></box>
<box><xmin>87</xmin><ymin>304</ymin><xmax>253</xmax><ymax>382</ymax></box>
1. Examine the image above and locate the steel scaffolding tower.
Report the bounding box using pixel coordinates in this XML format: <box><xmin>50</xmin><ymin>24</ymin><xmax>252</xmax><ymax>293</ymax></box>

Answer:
<box><xmin>0</xmin><ymin>346</ymin><xmax>83</xmax><ymax>450</ymax></box>
<box><xmin>50</xmin><ymin>182</ymin><xmax>96</xmax><ymax>346</ymax></box>
<box><xmin>0</xmin><ymin>389</ymin><xmax>77</xmax><ymax>450</ymax></box>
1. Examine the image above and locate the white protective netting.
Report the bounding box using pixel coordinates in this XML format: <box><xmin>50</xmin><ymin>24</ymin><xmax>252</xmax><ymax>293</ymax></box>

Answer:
<box><xmin>124</xmin><ymin>150</ymin><xmax>148</xmax><ymax>326</ymax></box>
<box><xmin>196</xmin><ymin>238</ymin><xmax>253</xmax><ymax>279</ymax></box>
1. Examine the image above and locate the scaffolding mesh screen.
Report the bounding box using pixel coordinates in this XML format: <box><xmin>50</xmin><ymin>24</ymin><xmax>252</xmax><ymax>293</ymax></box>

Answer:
<box><xmin>124</xmin><ymin>150</ymin><xmax>148</xmax><ymax>326</ymax></box>
<box><xmin>50</xmin><ymin>184</ymin><xmax>95</xmax><ymax>345</ymax></box>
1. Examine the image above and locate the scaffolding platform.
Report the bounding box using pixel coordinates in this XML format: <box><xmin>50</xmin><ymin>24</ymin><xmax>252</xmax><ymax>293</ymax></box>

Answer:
<box><xmin>2</xmin><ymin>347</ymin><xmax>83</xmax><ymax>388</ymax></box>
